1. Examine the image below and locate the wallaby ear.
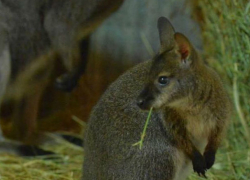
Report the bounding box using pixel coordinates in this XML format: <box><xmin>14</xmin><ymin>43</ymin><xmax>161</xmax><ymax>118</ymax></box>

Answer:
<box><xmin>157</xmin><ymin>17</ymin><xmax>175</xmax><ymax>52</ymax></box>
<box><xmin>174</xmin><ymin>33</ymin><xmax>193</xmax><ymax>63</ymax></box>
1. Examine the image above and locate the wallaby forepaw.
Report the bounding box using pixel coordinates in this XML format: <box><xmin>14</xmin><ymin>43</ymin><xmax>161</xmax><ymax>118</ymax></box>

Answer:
<box><xmin>55</xmin><ymin>74</ymin><xmax>78</xmax><ymax>92</ymax></box>
<box><xmin>192</xmin><ymin>151</ymin><xmax>207</xmax><ymax>178</ymax></box>
<box><xmin>204</xmin><ymin>150</ymin><xmax>216</xmax><ymax>169</ymax></box>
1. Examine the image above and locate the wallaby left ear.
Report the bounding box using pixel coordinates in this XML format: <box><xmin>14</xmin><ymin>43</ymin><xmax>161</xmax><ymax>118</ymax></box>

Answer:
<box><xmin>157</xmin><ymin>17</ymin><xmax>175</xmax><ymax>53</ymax></box>
<box><xmin>174</xmin><ymin>33</ymin><xmax>194</xmax><ymax>63</ymax></box>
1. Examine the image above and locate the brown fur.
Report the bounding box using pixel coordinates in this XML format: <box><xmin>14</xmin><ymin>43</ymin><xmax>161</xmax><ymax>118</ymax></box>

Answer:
<box><xmin>137</xmin><ymin>17</ymin><xmax>231</xmax><ymax>174</ymax></box>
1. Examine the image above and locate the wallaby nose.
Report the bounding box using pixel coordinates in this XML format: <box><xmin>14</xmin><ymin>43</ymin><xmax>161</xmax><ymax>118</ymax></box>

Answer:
<box><xmin>137</xmin><ymin>86</ymin><xmax>153</xmax><ymax>110</ymax></box>
<box><xmin>137</xmin><ymin>98</ymin><xmax>145</xmax><ymax>108</ymax></box>
<box><xmin>137</xmin><ymin>98</ymin><xmax>149</xmax><ymax>110</ymax></box>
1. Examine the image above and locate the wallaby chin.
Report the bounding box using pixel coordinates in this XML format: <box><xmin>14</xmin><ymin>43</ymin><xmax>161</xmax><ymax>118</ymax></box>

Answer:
<box><xmin>167</xmin><ymin>97</ymin><xmax>191</xmax><ymax>109</ymax></box>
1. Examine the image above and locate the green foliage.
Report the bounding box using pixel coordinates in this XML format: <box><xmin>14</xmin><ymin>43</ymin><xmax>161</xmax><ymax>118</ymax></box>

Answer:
<box><xmin>189</xmin><ymin>0</ymin><xmax>250</xmax><ymax>179</ymax></box>
<box><xmin>133</xmin><ymin>107</ymin><xmax>153</xmax><ymax>149</ymax></box>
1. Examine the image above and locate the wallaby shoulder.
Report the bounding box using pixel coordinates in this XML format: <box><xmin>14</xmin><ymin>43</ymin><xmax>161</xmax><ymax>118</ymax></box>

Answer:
<box><xmin>193</xmin><ymin>62</ymin><xmax>231</xmax><ymax>118</ymax></box>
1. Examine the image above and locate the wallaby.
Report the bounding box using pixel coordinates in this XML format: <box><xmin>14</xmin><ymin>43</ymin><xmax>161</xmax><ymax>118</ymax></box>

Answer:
<box><xmin>0</xmin><ymin>0</ymin><xmax>124</xmax><ymax>144</ymax></box>
<box><xmin>83</xmin><ymin>17</ymin><xmax>231</xmax><ymax>180</ymax></box>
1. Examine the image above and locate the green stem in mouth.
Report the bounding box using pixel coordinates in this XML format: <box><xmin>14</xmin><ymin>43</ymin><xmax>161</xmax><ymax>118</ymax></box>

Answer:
<box><xmin>132</xmin><ymin>107</ymin><xmax>153</xmax><ymax>150</ymax></box>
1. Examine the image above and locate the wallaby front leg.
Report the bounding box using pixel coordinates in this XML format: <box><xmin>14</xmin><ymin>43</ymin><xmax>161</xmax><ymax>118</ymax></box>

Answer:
<box><xmin>172</xmin><ymin>122</ymin><xmax>207</xmax><ymax>177</ymax></box>
<box><xmin>203</xmin><ymin>147</ymin><xmax>216</xmax><ymax>170</ymax></box>
<box><xmin>180</xmin><ymin>137</ymin><xmax>207</xmax><ymax>177</ymax></box>
<box><xmin>203</xmin><ymin>126</ymin><xmax>223</xmax><ymax>169</ymax></box>
<box><xmin>191</xmin><ymin>146</ymin><xmax>207</xmax><ymax>177</ymax></box>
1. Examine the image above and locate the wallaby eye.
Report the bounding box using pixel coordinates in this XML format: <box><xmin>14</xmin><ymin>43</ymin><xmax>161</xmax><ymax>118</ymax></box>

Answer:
<box><xmin>158</xmin><ymin>76</ymin><xmax>169</xmax><ymax>86</ymax></box>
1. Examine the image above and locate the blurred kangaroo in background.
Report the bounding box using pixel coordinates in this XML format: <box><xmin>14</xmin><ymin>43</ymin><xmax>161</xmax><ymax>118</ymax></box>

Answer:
<box><xmin>0</xmin><ymin>0</ymin><xmax>124</xmax><ymax>153</ymax></box>
<box><xmin>83</xmin><ymin>17</ymin><xmax>231</xmax><ymax>179</ymax></box>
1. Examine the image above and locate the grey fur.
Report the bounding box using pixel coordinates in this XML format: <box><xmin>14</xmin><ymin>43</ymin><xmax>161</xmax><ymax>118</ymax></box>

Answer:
<box><xmin>0</xmin><ymin>26</ymin><xmax>10</xmax><ymax>102</ymax></box>
<box><xmin>0</xmin><ymin>25</ymin><xmax>11</xmax><ymax>141</ymax></box>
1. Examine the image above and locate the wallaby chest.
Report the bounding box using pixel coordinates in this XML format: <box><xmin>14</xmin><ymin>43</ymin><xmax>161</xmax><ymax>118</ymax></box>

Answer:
<box><xmin>183</xmin><ymin>109</ymin><xmax>216</xmax><ymax>151</ymax></box>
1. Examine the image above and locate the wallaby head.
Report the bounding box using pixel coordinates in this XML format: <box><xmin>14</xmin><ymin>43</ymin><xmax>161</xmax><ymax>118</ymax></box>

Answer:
<box><xmin>137</xmin><ymin>17</ymin><xmax>201</xmax><ymax>110</ymax></box>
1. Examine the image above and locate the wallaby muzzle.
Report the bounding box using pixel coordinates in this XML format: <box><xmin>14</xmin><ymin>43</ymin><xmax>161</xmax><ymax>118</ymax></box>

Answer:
<box><xmin>136</xmin><ymin>85</ymin><xmax>155</xmax><ymax>110</ymax></box>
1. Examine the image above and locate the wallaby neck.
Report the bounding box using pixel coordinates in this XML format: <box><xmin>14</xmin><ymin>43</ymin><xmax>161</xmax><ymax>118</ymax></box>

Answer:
<box><xmin>167</xmin><ymin>64</ymin><xmax>215</xmax><ymax>117</ymax></box>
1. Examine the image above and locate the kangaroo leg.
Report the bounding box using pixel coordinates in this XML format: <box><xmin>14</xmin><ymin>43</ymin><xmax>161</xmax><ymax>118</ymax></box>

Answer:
<box><xmin>0</xmin><ymin>51</ymin><xmax>57</xmax><ymax>143</ymax></box>
<box><xmin>54</xmin><ymin>37</ymin><xmax>90</xmax><ymax>92</ymax></box>
<box><xmin>0</xmin><ymin>84</ymin><xmax>46</xmax><ymax>143</ymax></box>
<box><xmin>46</xmin><ymin>0</ymin><xmax>124</xmax><ymax>92</ymax></box>
<box><xmin>12</xmin><ymin>86</ymin><xmax>46</xmax><ymax>143</ymax></box>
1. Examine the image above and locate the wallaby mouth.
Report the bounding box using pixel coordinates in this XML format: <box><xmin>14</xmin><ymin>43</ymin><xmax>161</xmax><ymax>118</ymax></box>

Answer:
<box><xmin>136</xmin><ymin>87</ymin><xmax>155</xmax><ymax>110</ymax></box>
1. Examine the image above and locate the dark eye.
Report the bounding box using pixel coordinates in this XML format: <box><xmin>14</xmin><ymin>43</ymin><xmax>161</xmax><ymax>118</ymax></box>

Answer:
<box><xmin>158</xmin><ymin>76</ymin><xmax>169</xmax><ymax>86</ymax></box>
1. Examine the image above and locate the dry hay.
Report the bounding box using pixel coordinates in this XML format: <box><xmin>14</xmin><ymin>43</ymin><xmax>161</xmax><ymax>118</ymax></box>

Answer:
<box><xmin>0</xmin><ymin>135</ymin><xmax>83</xmax><ymax>180</ymax></box>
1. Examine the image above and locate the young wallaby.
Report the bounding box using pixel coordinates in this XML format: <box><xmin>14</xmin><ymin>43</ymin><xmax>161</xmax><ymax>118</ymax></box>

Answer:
<box><xmin>83</xmin><ymin>17</ymin><xmax>231</xmax><ymax>180</ymax></box>
<box><xmin>0</xmin><ymin>0</ymin><xmax>124</xmax><ymax>144</ymax></box>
